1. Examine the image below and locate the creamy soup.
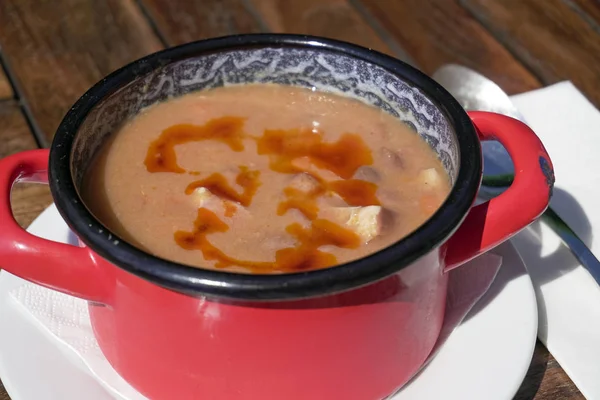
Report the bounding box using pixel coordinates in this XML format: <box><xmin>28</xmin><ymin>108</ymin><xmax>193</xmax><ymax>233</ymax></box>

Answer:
<box><xmin>82</xmin><ymin>84</ymin><xmax>451</xmax><ymax>274</ymax></box>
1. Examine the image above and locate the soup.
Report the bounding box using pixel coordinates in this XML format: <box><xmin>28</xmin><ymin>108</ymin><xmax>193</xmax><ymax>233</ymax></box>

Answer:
<box><xmin>82</xmin><ymin>84</ymin><xmax>451</xmax><ymax>274</ymax></box>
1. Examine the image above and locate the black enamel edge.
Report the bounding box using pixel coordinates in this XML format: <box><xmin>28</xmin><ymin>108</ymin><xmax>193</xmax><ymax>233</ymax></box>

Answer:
<box><xmin>48</xmin><ymin>34</ymin><xmax>481</xmax><ymax>301</ymax></box>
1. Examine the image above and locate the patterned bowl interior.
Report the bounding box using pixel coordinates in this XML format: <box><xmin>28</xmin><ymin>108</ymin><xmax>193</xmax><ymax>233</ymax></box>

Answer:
<box><xmin>71</xmin><ymin>47</ymin><xmax>459</xmax><ymax>190</ymax></box>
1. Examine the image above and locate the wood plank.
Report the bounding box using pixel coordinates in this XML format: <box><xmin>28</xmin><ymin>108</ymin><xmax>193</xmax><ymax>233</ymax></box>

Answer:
<box><xmin>535</xmin><ymin>355</ymin><xmax>586</xmax><ymax>399</ymax></box>
<box><xmin>140</xmin><ymin>0</ymin><xmax>264</xmax><ymax>46</ymax></box>
<box><xmin>0</xmin><ymin>67</ymin><xmax>12</xmax><ymax>100</ymax></box>
<box><xmin>0</xmin><ymin>0</ymin><xmax>162</xmax><ymax>145</ymax></box>
<box><xmin>355</xmin><ymin>0</ymin><xmax>541</xmax><ymax>95</ymax></box>
<box><xmin>248</xmin><ymin>0</ymin><xmax>394</xmax><ymax>55</ymax></box>
<box><xmin>570</xmin><ymin>0</ymin><xmax>600</xmax><ymax>27</ymax></box>
<box><xmin>0</xmin><ymin>103</ymin><xmax>52</xmax><ymax>228</ymax></box>
<box><xmin>0</xmin><ymin>104</ymin><xmax>36</xmax><ymax>157</ymax></box>
<box><xmin>516</xmin><ymin>341</ymin><xmax>585</xmax><ymax>399</ymax></box>
<box><xmin>0</xmin><ymin>380</ymin><xmax>9</xmax><ymax>400</ymax></box>
<box><xmin>461</xmin><ymin>0</ymin><xmax>600</xmax><ymax>107</ymax></box>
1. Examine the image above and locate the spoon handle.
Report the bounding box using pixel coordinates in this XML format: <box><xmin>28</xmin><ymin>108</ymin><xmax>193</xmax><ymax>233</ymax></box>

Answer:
<box><xmin>482</xmin><ymin>174</ymin><xmax>600</xmax><ymax>283</ymax></box>
<box><xmin>540</xmin><ymin>208</ymin><xmax>600</xmax><ymax>284</ymax></box>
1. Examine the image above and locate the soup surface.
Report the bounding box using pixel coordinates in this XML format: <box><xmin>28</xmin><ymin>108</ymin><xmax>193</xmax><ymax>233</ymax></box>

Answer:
<box><xmin>82</xmin><ymin>84</ymin><xmax>451</xmax><ymax>274</ymax></box>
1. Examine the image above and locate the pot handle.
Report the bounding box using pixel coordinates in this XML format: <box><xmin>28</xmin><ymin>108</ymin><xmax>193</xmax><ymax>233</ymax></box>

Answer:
<box><xmin>444</xmin><ymin>111</ymin><xmax>554</xmax><ymax>271</ymax></box>
<box><xmin>0</xmin><ymin>149</ymin><xmax>111</xmax><ymax>303</ymax></box>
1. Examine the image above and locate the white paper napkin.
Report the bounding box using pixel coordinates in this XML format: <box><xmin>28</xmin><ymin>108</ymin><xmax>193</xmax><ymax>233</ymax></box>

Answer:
<box><xmin>9</xmin><ymin>283</ymin><xmax>146</xmax><ymax>400</ymax></box>
<box><xmin>8</xmin><ymin>250</ymin><xmax>502</xmax><ymax>400</ymax></box>
<box><xmin>506</xmin><ymin>82</ymin><xmax>600</xmax><ymax>400</ymax></box>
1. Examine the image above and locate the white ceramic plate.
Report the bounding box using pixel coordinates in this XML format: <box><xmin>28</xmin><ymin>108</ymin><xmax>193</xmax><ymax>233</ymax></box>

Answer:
<box><xmin>0</xmin><ymin>205</ymin><xmax>537</xmax><ymax>400</ymax></box>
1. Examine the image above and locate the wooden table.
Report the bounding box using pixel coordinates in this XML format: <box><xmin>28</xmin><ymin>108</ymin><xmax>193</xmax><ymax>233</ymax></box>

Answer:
<box><xmin>0</xmin><ymin>0</ymin><xmax>597</xmax><ymax>398</ymax></box>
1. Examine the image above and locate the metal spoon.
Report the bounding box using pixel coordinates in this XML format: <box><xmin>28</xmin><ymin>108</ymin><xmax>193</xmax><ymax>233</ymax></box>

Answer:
<box><xmin>432</xmin><ymin>64</ymin><xmax>600</xmax><ymax>284</ymax></box>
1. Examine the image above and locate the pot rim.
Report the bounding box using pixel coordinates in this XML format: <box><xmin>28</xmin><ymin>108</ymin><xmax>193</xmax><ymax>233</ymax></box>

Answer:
<box><xmin>48</xmin><ymin>34</ymin><xmax>481</xmax><ymax>301</ymax></box>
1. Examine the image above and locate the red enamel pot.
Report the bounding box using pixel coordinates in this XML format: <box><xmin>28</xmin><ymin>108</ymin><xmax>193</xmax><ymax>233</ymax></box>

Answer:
<box><xmin>0</xmin><ymin>35</ymin><xmax>553</xmax><ymax>400</ymax></box>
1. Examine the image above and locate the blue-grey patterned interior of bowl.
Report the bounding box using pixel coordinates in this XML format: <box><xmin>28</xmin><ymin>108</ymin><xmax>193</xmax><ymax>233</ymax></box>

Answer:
<box><xmin>72</xmin><ymin>47</ymin><xmax>459</xmax><ymax>189</ymax></box>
